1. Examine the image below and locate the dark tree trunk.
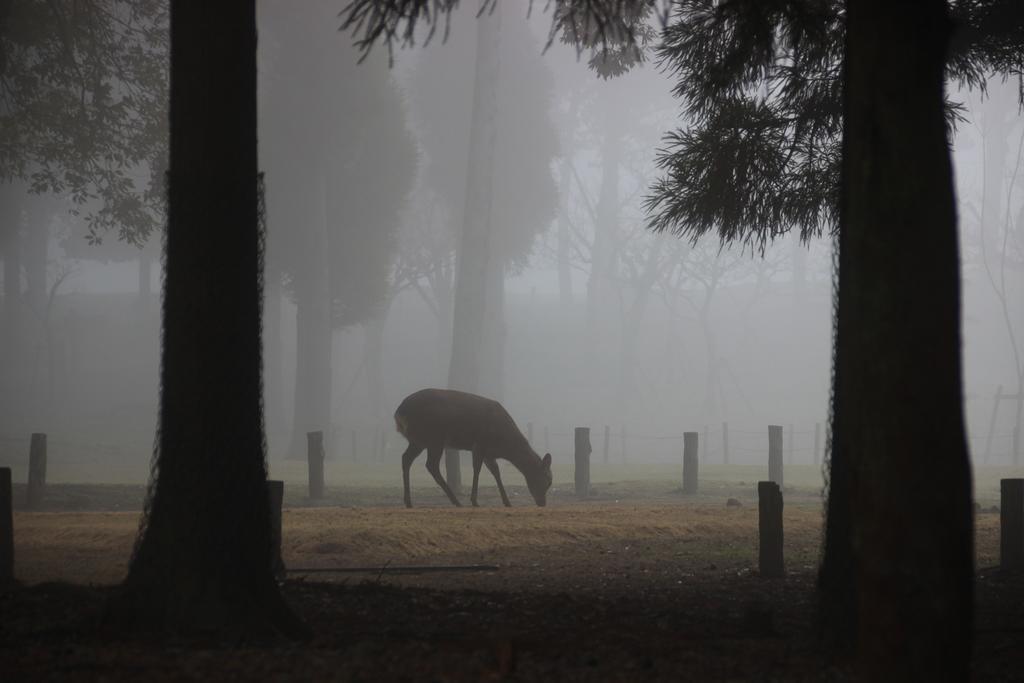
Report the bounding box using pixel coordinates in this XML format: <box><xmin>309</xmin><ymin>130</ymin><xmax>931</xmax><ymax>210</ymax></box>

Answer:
<box><xmin>111</xmin><ymin>0</ymin><xmax>304</xmax><ymax>638</ymax></box>
<box><xmin>820</xmin><ymin>0</ymin><xmax>973</xmax><ymax>675</ymax></box>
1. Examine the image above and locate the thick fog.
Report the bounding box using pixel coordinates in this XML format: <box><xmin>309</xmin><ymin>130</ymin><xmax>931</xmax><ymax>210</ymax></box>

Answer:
<box><xmin>1</xmin><ymin>2</ymin><xmax>1021</xmax><ymax>481</ymax></box>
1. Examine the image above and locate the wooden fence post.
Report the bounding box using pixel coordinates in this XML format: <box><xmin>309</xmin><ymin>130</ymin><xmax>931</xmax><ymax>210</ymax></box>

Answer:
<box><xmin>682</xmin><ymin>432</ymin><xmax>699</xmax><ymax>494</ymax></box>
<box><xmin>307</xmin><ymin>431</ymin><xmax>325</xmax><ymax>499</ymax></box>
<box><xmin>768</xmin><ymin>425</ymin><xmax>783</xmax><ymax>489</ymax></box>
<box><xmin>27</xmin><ymin>433</ymin><xmax>47</xmax><ymax>509</ymax></box>
<box><xmin>758</xmin><ymin>481</ymin><xmax>784</xmax><ymax>578</ymax></box>
<box><xmin>1</xmin><ymin>468</ymin><xmax>12</xmax><ymax>584</ymax></box>
<box><xmin>1001</xmin><ymin>478</ymin><xmax>1024</xmax><ymax>571</ymax></box>
<box><xmin>603</xmin><ymin>425</ymin><xmax>610</xmax><ymax>465</ymax></box>
<box><xmin>722</xmin><ymin>422</ymin><xmax>730</xmax><ymax>465</ymax></box>
<box><xmin>574</xmin><ymin>427</ymin><xmax>591</xmax><ymax>498</ymax></box>
<box><xmin>267</xmin><ymin>479</ymin><xmax>285</xmax><ymax>579</ymax></box>
<box><xmin>813</xmin><ymin>422</ymin><xmax>822</xmax><ymax>466</ymax></box>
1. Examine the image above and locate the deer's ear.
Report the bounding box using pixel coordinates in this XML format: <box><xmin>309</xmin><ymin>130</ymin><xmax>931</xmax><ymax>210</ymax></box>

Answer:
<box><xmin>542</xmin><ymin>453</ymin><xmax>552</xmax><ymax>468</ymax></box>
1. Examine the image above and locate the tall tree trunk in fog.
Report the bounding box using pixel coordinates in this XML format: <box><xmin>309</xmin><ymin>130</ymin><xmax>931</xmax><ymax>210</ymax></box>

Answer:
<box><xmin>586</xmin><ymin>112</ymin><xmax>621</xmax><ymax>335</ymax></box>
<box><xmin>446</xmin><ymin>6</ymin><xmax>500</xmax><ymax>488</ymax></box>
<box><xmin>820</xmin><ymin>2</ymin><xmax>972</xmax><ymax>675</ymax></box>
<box><xmin>557</xmin><ymin>156</ymin><xmax>574</xmax><ymax>322</ymax></box>
<box><xmin>480</xmin><ymin>259</ymin><xmax>505</xmax><ymax>398</ymax></box>
<box><xmin>447</xmin><ymin>7</ymin><xmax>499</xmax><ymax>395</ymax></box>
<box><xmin>364</xmin><ymin>312</ymin><xmax>386</xmax><ymax>426</ymax></box>
<box><xmin>111</xmin><ymin>0</ymin><xmax>303</xmax><ymax>637</ymax></box>
<box><xmin>23</xmin><ymin>204</ymin><xmax>47</xmax><ymax>316</ymax></box>
<box><xmin>616</xmin><ymin>246</ymin><xmax>659</xmax><ymax>418</ymax></box>
<box><xmin>289</xmin><ymin>180</ymin><xmax>332</xmax><ymax>459</ymax></box>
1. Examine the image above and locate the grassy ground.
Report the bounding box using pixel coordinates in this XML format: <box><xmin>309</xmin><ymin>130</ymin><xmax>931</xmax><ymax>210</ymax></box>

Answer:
<box><xmin>2</xmin><ymin>467</ymin><xmax>1021</xmax><ymax>681</ymax></box>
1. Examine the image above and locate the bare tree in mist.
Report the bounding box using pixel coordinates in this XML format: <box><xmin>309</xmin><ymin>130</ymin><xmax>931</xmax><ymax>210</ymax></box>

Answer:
<box><xmin>0</xmin><ymin>0</ymin><xmax>167</xmax><ymax>431</ymax></box>
<box><xmin>108</xmin><ymin>1</ymin><xmax>304</xmax><ymax>637</ymax></box>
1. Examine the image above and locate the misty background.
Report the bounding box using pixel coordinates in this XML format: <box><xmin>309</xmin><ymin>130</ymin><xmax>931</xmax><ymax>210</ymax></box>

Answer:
<box><xmin>1</xmin><ymin>1</ymin><xmax>1021</xmax><ymax>479</ymax></box>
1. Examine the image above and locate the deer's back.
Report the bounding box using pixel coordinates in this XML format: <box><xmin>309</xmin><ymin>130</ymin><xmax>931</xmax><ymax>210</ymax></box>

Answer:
<box><xmin>395</xmin><ymin>388</ymin><xmax>522</xmax><ymax>451</ymax></box>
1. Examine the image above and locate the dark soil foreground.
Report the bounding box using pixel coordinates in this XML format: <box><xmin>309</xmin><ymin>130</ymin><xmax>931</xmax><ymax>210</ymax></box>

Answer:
<box><xmin>2</xmin><ymin>570</ymin><xmax>1023</xmax><ymax>682</ymax></box>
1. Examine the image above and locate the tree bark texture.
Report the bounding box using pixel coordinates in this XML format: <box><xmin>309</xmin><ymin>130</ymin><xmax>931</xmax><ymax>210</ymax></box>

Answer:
<box><xmin>115</xmin><ymin>0</ymin><xmax>303</xmax><ymax>638</ymax></box>
<box><xmin>825</xmin><ymin>0</ymin><xmax>973</xmax><ymax>675</ymax></box>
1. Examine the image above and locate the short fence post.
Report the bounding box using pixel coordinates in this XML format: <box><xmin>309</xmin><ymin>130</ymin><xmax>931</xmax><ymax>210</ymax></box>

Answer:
<box><xmin>1</xmin><ymin>468</ymin><xmax>12</xmax><ymax>584</ymax></box>
<box><xmin>758</xmin><ymin>481</ymin><xmax>784</xmax><ymax>578</ymax></box>
<box><xmin>813</xmin><ymin>422</ymin><xmax>822</xmax><ymax>466</ymax></box>
<box><xmin>307</xmin><ymin>431</ymin><xmax>325</xmax><ymax>499</ymax></box>
<box><xmin>574</xmin><ymin>427</ymin><xmax>591</xmax><ymax>498</ymax></box>
<box><xmin>1001</xmin><ymin>478</ymin><xmax>1024</xmax><ymax>570</ymax></box>
<box><xmin>603</xmin><ymin>425</ymin><xmax>610</xmax><ymax>465</ymax></box>
<box><xmin>682</xmin><ymin>432</ymin><xmax>699</xmax><ymax>494</ymax></box>
<box><xmin>267</xmin><ymin>479</ymin><xmax>285</xmax><ymax>579</ymax></box>
<box><xmin>722</xmin><ymin>422</ymin><xmax>730</xmax><ymax>465</ymax></box>
<box><xmin>27</xmin><ymin>433</ymin><xmax>47</xmax><ymax>509</ymax></box>
<box><xmin>768</xmin><ymin>425</ymin><xmax>784</xmax><ymax>489</ymax></box>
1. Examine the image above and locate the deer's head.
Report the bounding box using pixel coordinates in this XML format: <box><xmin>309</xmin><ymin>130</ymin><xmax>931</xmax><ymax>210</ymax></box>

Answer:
<box><xmin>528</xmin><ymin>453</ymin><xmax>553</xmax><ymax>507</ymax></box>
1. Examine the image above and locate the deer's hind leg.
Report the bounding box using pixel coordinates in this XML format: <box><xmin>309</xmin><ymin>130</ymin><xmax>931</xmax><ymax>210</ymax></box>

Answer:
<box><xmin>402</xmin><ymin>443</ymin><xmax>425</xmax><ymax>508</ymax></box>
<box><xmin>426</xmin><ymin>446</ymin><xmax>462</xmax><ymax>507</ymax></box>
<box><xmin>484</xmin><ymin>458</ymin><xmax>512</xmax><ymax>507</ymax></box>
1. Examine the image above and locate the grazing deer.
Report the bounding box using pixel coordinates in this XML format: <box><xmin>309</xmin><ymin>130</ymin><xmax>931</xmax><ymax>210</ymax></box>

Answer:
<box><xmin>395</xmin><ymin>388</ymin><xmax>553</xmax><ymax>508</ymax></box>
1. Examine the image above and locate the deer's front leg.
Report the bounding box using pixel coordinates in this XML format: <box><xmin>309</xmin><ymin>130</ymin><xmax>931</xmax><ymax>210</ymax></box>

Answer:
<box><xmin>470</xmin><ymin>449</ymin><xmax>485</xmax><ymax>507</ymax></box>
<box><xmin>401</xmin><ymin>444</ymin><xmax>424</xmax><ymax>508</ymax></box>
<box><xmin>484</xmin><ymin>458</ymin><xmax>512</xmax><ymax>507</ymax></box>
<box><xmin>426</xmin><ymin>447</ymin><xmax>462</xmax><ymax>507</ymax></box>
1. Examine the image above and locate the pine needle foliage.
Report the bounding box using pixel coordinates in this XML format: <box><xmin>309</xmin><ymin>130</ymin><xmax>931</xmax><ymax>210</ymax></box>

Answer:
<box><xmin>646</xmin><ymin>0</ymin><xmax>1024</xmax><ymax>250</ymax></box>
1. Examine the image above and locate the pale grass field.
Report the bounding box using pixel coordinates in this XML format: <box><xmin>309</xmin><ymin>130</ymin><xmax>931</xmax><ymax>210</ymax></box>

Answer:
<box><xmin>13</xmin><ymin>499</ymin><xmax>1003</xmax><ymax>590</ymax></box>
